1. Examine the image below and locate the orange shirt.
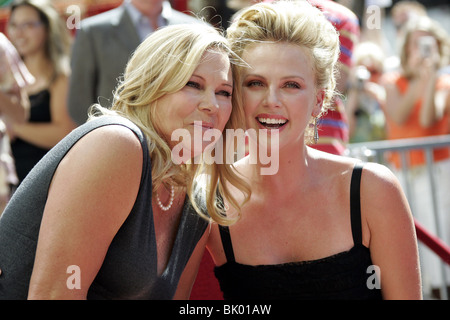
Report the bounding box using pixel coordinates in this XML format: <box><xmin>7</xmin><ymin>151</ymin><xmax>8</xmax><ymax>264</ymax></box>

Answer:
<box><xmin>383</xmin><ymin>72</ymin><xmax>450</xmax><ymax>168</ymax></box>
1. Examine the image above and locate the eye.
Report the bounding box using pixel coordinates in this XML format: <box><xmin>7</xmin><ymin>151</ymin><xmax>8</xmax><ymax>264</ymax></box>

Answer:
<box><xmin>186</xmin><ymin>81</ymin><xmax>201</xmax><ymax>89</ymax></box>
<box><xmin>246</xmin><ymin>80</ymin><xmax>264</xmax><ymax>87</ymax></box>
<box><xmin>284</xmin><ymin>81</ymin><xmax>301</xmax><ymax>89</ymax></box>
<box><xmin>217</xmin><ymin>90</ymin><xmax>232</xmax><ymax>98</ymax></box>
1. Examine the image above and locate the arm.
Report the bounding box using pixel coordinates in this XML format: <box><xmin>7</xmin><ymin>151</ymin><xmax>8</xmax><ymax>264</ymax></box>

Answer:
<box><xmin>383</xmin><ymin>77</ymin><xmax>422</xmax><ymax>125</ymax></box>
<box><xmin>362</xmin><ymin>162</ymin><xmax>422</xmax><ymax>299</ymax></box>
<box><xmin>417</xmin><ymin>66</ymin><xmax>439</xmax><ymax>128</ymax></box>
<box><xmin>417</xmin><ymin>39</ymin><xmax>444</xmax><ymax>128</ymax></box>
<box><xmin>27</xmin><ymin>125</ymin><xmax>143</xmax><ymax>299</ymax></box>
<box><xmin>11</xmin><ymin>75</ymin><xmax>77</xmax><ymax>148</ymax></box>
<box><xmin>0</xmin><ymin>87</ymin><xmax>29</xmax><ymax>124</ymax></box>
<box><xmin>173</xmin><ymin>225</ymin><xmax>211</xmax><ymax>299</ymax></box>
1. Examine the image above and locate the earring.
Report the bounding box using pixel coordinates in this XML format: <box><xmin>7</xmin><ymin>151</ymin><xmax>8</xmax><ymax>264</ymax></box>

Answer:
<box><xmin>313</xmin><ymin>117</ymin><xmax>319</xmax><ymax>144</ymax></box>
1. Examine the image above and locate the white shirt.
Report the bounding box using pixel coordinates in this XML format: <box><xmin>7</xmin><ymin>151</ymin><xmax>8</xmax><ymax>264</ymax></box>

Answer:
<box><xmin>124</xmin><ymin>0</ymin><xmax>172</xmax><ymax>41</ymax></box>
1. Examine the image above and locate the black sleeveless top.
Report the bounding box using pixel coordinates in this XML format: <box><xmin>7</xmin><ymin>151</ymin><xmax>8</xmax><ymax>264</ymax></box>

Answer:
<box><xmin>214</xmin><ymin>163</ymin><xmax>382</xmax><ymax>300</ymax></box>
<box><xmin>0</xmin><ymin>116</ymin><xmax>208</xmax><ymax>299</ymax></box>
<box><xmin>11</xmin><ymin>89</ymin><xmax>51</xmax><ymax>184</ymax></box>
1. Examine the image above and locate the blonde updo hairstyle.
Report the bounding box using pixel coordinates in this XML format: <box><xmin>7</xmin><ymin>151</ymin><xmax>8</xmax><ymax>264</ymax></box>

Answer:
<box><xmin>90</xmin><ymin>23</ymin><xmax>250</xmax><ymax>225</ymax></box>
<box><xmin>226</xmin><ymin>0</ymin><xmax>340</xmax><ymax>143</ymax></box>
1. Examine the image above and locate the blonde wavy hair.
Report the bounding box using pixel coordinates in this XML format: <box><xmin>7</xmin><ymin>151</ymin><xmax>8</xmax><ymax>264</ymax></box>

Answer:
<box><xmin>90</xmin><ymin>23</ymin><xmax>250</xmax><ymax>225</ymax></box>
<box><xmin>226</xmin><ymin>0</ymin><xmax>340</xmax><ymax>142</ymax></box>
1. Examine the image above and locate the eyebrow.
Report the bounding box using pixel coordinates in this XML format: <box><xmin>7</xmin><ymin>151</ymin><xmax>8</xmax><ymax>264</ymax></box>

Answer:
<box><xmin>244</xmin><ymin>73</ymin><xmax>307</xmax><ymax>82</ymax></box>
<box><xmin>191</xmin><ymin>74</ymin><xmax>233</xmax><ymax>87</ymax></box>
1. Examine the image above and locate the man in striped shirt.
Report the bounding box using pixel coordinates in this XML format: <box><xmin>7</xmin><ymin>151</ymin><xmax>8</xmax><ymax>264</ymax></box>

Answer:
<box><xmin>307</xmin><ymin>0</ymin><xmax>360</xmax><ymax>155</ymax></box>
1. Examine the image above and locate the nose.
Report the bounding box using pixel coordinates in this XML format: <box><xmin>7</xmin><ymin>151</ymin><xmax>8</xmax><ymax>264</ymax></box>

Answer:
<box><xmin>264</xmin><ymin>86</ymin><xmax>281</xmax><ymax>108</ymax></box>
<box><xmin>198</xmin><ymin>90</ymin><xmax>219</xmax><ymax>114</ymax></box>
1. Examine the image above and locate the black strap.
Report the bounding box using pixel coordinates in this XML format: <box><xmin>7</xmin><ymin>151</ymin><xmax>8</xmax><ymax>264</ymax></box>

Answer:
<box><xmin>350</xmin><ymin>162</ymin><xmax>365</xmax><ymax>246</ymax></box>
<box><xmin>219</xmin><ymin>225</ymin><xmax>236</xmax><ymax>263</ymax></box>
<box><xmin>219</xmin><ymin>162</ymin><xmax>365</xmax><ymax>260</ymax></box>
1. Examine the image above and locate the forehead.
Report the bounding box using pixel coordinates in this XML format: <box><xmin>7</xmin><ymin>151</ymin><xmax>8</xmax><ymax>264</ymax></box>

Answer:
<box><xmin>195</xmin><ymin>50</ymin><xmax>232</xmax><ymax>76</ymax></box>
<box><xmin>241</xmin><ymin>42</ymin><xmax>314</xmax><ymax>76</ymax></box>
<box><xmin>10</xmin><ymin>5</ymin><xmax>40</xmax><ymax>20</ymax></box>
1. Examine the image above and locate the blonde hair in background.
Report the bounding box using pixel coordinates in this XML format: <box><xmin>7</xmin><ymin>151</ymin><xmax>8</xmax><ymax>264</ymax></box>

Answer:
<box><xmin>9</xmin><ymin>0</ymin><xmax>72</xmax><ymax>77</ymax></box>
<box><xmin>226</xmin><ymin>0</ymin><xmax>340</xmax><ymax>143</ymax></box>
<box><xmin>353</xmin><ymin>41</ymin><xmax>385</xmax><ymax>73</ymax></box>
<box><xmin>90</xmin><ymin>23</ymin><xmax>251</xmax><ymax>226</ymax></box>
<box><xmin>399</xmin><ymin>15</ymin><xmax>450</xmax><ymax>78</ymax></box>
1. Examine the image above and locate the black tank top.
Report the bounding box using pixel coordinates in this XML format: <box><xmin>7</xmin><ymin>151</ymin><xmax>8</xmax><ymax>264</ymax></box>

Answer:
<box><xmin>214</xmin><ymin>163</ymin><xmax>382</xmax><ymax>300</ymax></box>
<box><xmin>11</xmin><ymin>89</ymin><xmax>51</xmax><ymax>184</ymax></box>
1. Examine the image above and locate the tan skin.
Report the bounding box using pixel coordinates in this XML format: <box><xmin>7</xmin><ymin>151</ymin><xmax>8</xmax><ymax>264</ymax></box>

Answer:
<box><xmin>206</xmin><ymin>42</ymin><xmax>422</xmax><ymax>299</ymax></box>
<box><xmin>25</xmin><ymin>50</ymin><xmax>233</xmax><ymax>299</ymax></box>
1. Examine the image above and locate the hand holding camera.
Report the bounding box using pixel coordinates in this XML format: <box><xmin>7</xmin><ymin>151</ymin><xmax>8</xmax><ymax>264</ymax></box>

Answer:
<box><xmin>417</xmin><ymin>35</ymin><xmax>440</xmax><ymax>70</ymax></box>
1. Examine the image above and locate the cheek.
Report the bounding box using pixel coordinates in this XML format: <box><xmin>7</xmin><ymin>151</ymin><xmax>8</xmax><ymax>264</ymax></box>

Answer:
<box><xmin>242</xmin><ymin>91</ymin><xmax>259</xmax><ymax>115</ymax></box>
<box><xmin>30</xmin><ymin>30</ymin><xmax>46</xmax><ymax>47</ymax></box>
<box><xmin>217</xmin><ymin>101</ymin><xmax>233</xmax><ymax>130</ymax></box>
<box><xmin>154</xmin><ymin>104</ymin><xmax>182</xmax><ymax>144</ymax></box>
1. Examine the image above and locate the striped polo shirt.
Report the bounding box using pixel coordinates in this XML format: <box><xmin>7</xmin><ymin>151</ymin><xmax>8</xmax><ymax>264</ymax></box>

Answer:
<box><xmin>308</xmin><ymin>0</ymin><xmax>360</xmax><ymax>155</ymax></box>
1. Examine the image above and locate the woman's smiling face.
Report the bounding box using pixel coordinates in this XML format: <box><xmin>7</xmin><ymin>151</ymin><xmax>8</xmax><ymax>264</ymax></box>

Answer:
<box><xmin>240</xmin><ymin>42</ymin><xmax>323</xmax><ymax>148</ymax></box>
<box><xmin>154</xmin><ymin>49</ymin><xmax>233</xmax><ymax>160</ymax></box>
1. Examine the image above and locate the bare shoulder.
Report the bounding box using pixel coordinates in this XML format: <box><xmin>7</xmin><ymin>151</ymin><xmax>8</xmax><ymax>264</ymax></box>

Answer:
<box><xmin>48</xmin><ymin>122</ymin><xmax>144</xmax><ymax>223</ymax></box>
<box><xmin>61</xmin><ymin>123</ymin><xmax>144</xmax><ymax>176</ymax></box>
<box><xmin>311</xmin><ymin>150</ymin><xmax>410</xmax><ymax>221</ymax></box>
<box><xmin>81</xmin><ymin>123</ymin><xmax>142</xmax><ymax>153</ymax></box>
<box><xmin>359</xmin><ymin>162</ymin><xmax>413</xmax><ymax>233</ymax></box>
<box><xmin>358</xmin><ymin>165</ymin><xmax>420</xmax><ymax>299</ymax></box>
<box><xmin>360</xmin><ymin>162</ymin><xmax>403</xmax><ymax>197</ymax></box>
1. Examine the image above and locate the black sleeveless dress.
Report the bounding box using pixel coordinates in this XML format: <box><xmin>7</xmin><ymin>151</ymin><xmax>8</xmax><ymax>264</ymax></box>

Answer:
<box><xmin>214</xmin><ymin>163</ymin><xmax>383</xmax><ymax>300</ymax></box>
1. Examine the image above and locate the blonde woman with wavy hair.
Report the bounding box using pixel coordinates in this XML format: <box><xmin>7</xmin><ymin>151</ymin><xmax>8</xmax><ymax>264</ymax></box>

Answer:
<box><xmin>92</xmin><ymin>23</ymin><xmax>250</xmax><ymax>226</ymax></box>
<box><xmin>0</xmin><ymin>23</ymin><xmax>249</xmax><ymax>299</ymax></box>
<box><xmin>206</xmin><ymin>0</ymin><xmax>421</xmax><ymax>300</ymax></box>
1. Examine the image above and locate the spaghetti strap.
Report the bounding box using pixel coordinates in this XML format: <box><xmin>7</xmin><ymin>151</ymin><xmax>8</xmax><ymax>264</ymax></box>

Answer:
<box><xmin>219</xmin><ymin>225</ymin><xmax>236</xmax><ymax>263</ymax></box>
<box><xmin>350</xmin><ymin>162</ymin><xmax>365</xmax><ymax>246</ymax></box>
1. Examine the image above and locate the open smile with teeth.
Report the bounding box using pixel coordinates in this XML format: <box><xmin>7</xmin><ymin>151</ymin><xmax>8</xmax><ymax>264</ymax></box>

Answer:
<box><xmin>257</xmin><ymin>117</ymin><xmax>288</xmax><ymax>129</ymax></box>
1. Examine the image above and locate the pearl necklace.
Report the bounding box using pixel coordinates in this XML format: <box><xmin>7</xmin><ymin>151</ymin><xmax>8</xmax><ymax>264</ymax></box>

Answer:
<box><xmin>156</xmin><ymin>185</ymin><xmax>175</xmax><ymax>211</ymax></box>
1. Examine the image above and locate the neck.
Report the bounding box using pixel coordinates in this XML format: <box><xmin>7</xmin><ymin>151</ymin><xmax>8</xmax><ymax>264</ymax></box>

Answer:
<box><xmin>24</xmin><ymin>50</ymin><xmax>51</xmax><ymax>78</ymax></box>
<box><xmin>131</xmin><ymin>0</ymin><xmax>163</xmax><ymax>23</ymax></box>
<box><xmin>244</xmin><ymin>141</ymin><xmax>312</xmax><ymax>194</ymax></box>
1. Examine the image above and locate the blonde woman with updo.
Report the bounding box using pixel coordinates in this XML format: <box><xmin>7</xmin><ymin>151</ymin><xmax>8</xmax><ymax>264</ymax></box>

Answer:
<box><xmin>0</xmin><ymin>23</ymin><xmax>250</xmax><ymax>299</ymax></box>
<box><xmin>206</xmin><ymin>0</ymin><xmax>422</xmax><ymax>300</ymax></box>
